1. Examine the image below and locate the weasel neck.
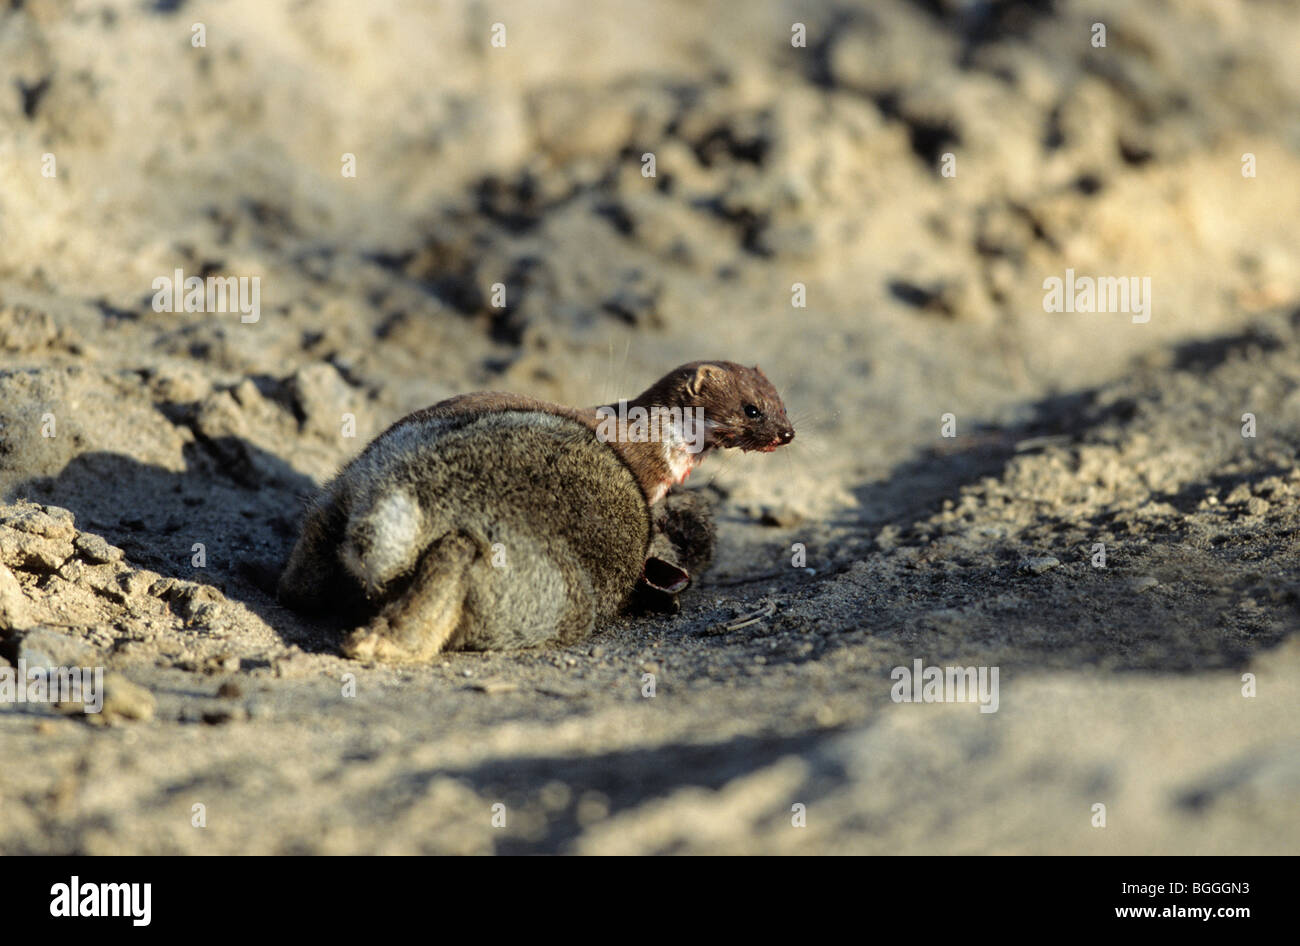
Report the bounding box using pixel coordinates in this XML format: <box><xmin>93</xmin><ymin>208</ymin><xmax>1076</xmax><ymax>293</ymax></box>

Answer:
<box><xmin>587</xmin><ymin>397</ymin><xmax>712</xmax><ymax>504</ymax></box>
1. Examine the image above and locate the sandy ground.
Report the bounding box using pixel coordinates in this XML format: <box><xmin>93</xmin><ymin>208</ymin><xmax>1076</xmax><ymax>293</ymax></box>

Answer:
<box><xmin>1</xmin><ymin>0</ymin><xmax>1297</xmax><ymax>853</ymax></box>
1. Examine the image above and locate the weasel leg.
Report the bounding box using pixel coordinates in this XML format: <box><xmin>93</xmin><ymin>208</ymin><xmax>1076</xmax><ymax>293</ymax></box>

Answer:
<box><xmin>342</xmin><ymin>532</ymin><xmax>478</xmax><ymax>663</ymax></box>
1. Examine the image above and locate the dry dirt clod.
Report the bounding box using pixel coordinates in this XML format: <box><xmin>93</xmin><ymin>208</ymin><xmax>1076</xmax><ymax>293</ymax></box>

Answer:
<box><xmin>58</xmin><ymin>672</ymin><xmax>155</xmax><ymax>725</ymax></box>
<box><xmin>1019</xmin><ymin>556</ymin><xmax>1061</xmax><ymax>575</ymax></box>
<box><xmin>0</xmin><ymin>563</ymin><xmax>31</xmax><ymax>630</ymax></box>
<box><xmin>470</xmin><ymin>680</ymin><xmax>520</xmax><ymax>695</ymax></box>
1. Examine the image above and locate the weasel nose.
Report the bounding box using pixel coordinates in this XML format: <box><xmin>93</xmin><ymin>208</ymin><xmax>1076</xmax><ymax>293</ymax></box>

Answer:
<box><xmin>780</xmin><ymin>428</ymin><xmax>795</xmax><ymax>444</ymax></box>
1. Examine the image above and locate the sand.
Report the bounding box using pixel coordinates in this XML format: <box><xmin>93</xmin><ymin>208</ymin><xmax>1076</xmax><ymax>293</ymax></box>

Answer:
<box><xmin>0</xmin><ymin>0</ymin><xmax>1297</xmax><ymax>853</ymax></box>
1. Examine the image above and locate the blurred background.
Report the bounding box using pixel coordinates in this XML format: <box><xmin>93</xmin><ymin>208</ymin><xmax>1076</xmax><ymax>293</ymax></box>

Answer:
<box><xmin>0</xmin><ymin>0</ymin><xmax>1297</xmax><ymax>853</ymax></box>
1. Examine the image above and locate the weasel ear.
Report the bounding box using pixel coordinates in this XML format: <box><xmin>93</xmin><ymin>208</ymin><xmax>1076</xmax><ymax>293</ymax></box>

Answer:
<box><xmin>688</xmin><ymin>363</ymin><xmax>726</xmax><ymax>397</ymax></box>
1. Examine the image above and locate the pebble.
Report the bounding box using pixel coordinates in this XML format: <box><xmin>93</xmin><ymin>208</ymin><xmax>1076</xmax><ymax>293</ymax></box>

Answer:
<box><xmin>759</xmin><ymin>505</ymin><xmax>805</xmax><ymax>528</ymax></box>
<box><xmin>471</xmin><ymin>680</ymin><xmax>519</xmax><ymax>695</ymax></box>
<box><xmin>59</xmin><ymin>673</ymin><xmax>156</xmax><ymax>725</ymax></box>
<box><xmin>1020</xmin><ymin>556</ymin><xmax>1061</xmax><ymax>575</ymax></box>
<box><xmin>4</xmin><ymin>504</ymin><xmax>76</xmax><ymax>540</ymax></box>
<box><xmin>73</xmin><ymin>532</ymin><xmax>124</xmax><ymax>564</ymax></box>
<box><xmin>246</xmin><ymin>701</ymin><xmax>272</xmax><ymax>720</ymax></box>
<box><xmin>1245</xmin><ymin>497</ymin><xmax>1270</xmax><ymax>516</ymax></box>
<box><xmin>100</xmin><ymin>674</ymin><xmax>157</xmax><ymax>723</ymax></box>
<box><xmin>289</xmin><ymin>363</ymin><xmax>354</xmax><ymax>437</ymax></box>
<box><xmin>9</xmin><ymin>626</ymin><xmax>93</xmax><ymax>667</ymax></box>
<box><xmin>0</xmin><ymin>562</ymin><xmax>30</xmax><ymax>629</ymax></box>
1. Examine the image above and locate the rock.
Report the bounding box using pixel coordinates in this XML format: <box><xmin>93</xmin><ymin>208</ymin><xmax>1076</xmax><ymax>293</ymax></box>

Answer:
<box><xmin>54</xmin><ymin>670</ymin><xmax>153</xmax><ymax>722</ymax></box>
<box><xmin>471</xmin><ymin>680</ymin><xmax>520</xmax><ymax>695</ymax></box>
<box><xmin>73</xmin><ymin>532</ymin><xmax>124</xmax><ymax>564</ymax></box>
<box><xmin>0</xmin><ymin>302</ymin><xmax>59</xmax><ymax>353</ymax></box>
<box><xmin>288</xmin><ymin>363</ymin><xmax>353</xmax><ymax>438</ymax></box>
<box><xmin>4</xmin><ymin>626</ymin><xmax>93</xmax><ymax>667</ymax></box>
<box><xmin>2</xmin><ymin>503</ymin><xmax>75</xmax><ymax>540</ymax></box>
<box><xmin>273</xmin><ymin>652</ymin><xmax>315</xmax><ymax>678</ymax></box>
<box><xmin>0</xmin><ymin>504</ymin><xmax>77</xmax><ymax>573</ymax></box>
<box><xmin>1020</xmin><ymin>556</ymin><xmax>1061</xmax><ymax>575</ymax></box>
<box><xmin>827</xmin><ymin>30</ymin><xmax>879</xmax><ymax>93</ymax></box>
<box><xmin>1131</xmin><ymin>576</ymin><xmax>1160</xmax><ymax>593</ymax></box>
<box><xmin>1253</xmin><ymin>476</ymin><xmax>1287</xmax><ymax>498</ymax></box>
<box><xmin>92</xmin><ymin>673</ymin><xmax>155</xmax><ymax>724</ymax></box>
<box><xmin>158</xmin><ymin>580</ymin><xmax>223</xmax><ymax>624</ymax></box>
<box><xmin>0</xmin><ymin>527</ymin><xmax>72</xmax><ymax>573</ymax></box>
<box><xmin>530</xmin><ymin>87</ymin><xmax>636</xmax><ymax>160</ymax></box>
<box><xmin>0</xmin><ymin>563</ymin><xmax>30</xmax><ymax>631</ymax></box>
<box><xmin>176</xmin><ymin>654</ymin><xmax>239</xmax><ymax>674</ymax></box>
<box><xmin>191</xmin><ymin>390</ymin><xmax>260</xmax><ymax>485</ymax></box>
<box><xmin>246</xmin><ymin>701</ymin><xmax>272</xmax><ymax>720</ymax></box>
<box><xmin>147</xmin><ymin>365</ymin><xmax>212</xmax><ymax>404</ymax></box>
<box><xmin>826</xmin><ymin>23</ymin><xmax>938</xmax><ymax>96</ymax></box>
<box><xmin>1225</xmin><ymin>484</ymin><xmax>1253</xmax><ymax>505</ymax></box>
<box><xmin>231</xmin><ymin>377</ymin><xmax>265</xmax><ymax>409</ymax></box>
<box><xmin>874</xmin><ymin>525</ymin><xmax>901</xmax><ymax>551</ymax></box>
<box><xmin>121</xmin><ymin>569</ymin><xmax>161</xmax><ymax>597</ymax></box>
<box><xmin>759</xmin><ymin>504</ymin><xmax>805</xmax><ymax>528</ymax></box>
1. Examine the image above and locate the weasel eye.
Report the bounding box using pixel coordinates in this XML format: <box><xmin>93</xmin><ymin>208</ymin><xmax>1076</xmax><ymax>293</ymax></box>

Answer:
<box><xmin>744</xmin><ymin>403</ymin><xmax>761</xmax><ymax>419</ymax></box>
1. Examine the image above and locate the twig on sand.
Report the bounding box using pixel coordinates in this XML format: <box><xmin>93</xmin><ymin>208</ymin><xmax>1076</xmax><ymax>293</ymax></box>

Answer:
<box><xmin>703</xmin><ymin>600</ymin><xmax>777</xmax><ymax>635</ymax></box>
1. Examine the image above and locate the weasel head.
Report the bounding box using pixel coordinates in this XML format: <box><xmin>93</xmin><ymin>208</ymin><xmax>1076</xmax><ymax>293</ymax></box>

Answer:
<box><xmin>676</xmin><ymin>361</ymin><xmax>795</xmax><ymax>453</ymax></box>
<box><xmin>601</xmin><ymin>361</ymin><xmax>796</xmax><ymax>503</ymax></box>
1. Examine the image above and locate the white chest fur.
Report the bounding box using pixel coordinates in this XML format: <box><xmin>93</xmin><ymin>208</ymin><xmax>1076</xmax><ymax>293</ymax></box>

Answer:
<box><xmin>651</xmin><ymin>419</ymin><xmax>705</xmax><ymax>503</ymax></box>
